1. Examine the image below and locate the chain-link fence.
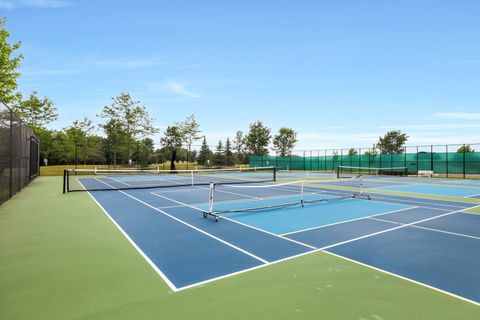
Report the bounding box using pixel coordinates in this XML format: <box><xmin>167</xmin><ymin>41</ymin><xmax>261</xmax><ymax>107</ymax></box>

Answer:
<box><xmin>0</xmin><ymin>99</ymin><xmax>39</xmax><ymax>205</ymax></box>
<box><xmin>250</xmin><ymin>144</ymin><xmax>480</xmax><ymax>179</ymax></box>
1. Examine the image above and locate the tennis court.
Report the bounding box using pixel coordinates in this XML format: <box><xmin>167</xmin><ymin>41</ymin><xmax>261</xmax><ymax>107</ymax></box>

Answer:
<box><xmin>60</xmin><ymin>167</ymin><xmax>480</xmax><ymax>303</ymax></box>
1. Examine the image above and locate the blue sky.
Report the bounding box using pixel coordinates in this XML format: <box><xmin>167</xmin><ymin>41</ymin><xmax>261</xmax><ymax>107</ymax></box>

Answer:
<box><xmin>2</xmin><ymin>0</ymin><xmax>480</xmax><ymax>150</ymax></box>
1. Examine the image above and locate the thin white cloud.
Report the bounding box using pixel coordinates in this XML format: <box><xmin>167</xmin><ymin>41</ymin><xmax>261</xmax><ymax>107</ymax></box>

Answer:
<box><xmin>433</xmin><ymin>112</ymin><xmax>480</xmax><ymax>120</ymax></box>
<box><xmin>148</xmin><ymin>81</ymin><xmax>201</xmax><ymax>99</ymax></box>
<box><xmin>166</xmin><ymin>81</ymin><xmax>201</xmax><ymax>98</ymax></box>
<box><xmin>0</xmin><ymin>0</ymin><xmax>73</xmax><ymax>9</ymax></box>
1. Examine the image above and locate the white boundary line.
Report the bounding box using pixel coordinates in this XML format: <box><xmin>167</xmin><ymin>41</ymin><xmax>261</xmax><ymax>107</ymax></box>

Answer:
<box><xmin>368</xmin><ymin>217</ymin><xmax>480</xmax><ymax>241</ymax></box>
<box><xmin>464</xmin><ymin>193</ymin><xmax>480</xmax><ymax>198</ymax></box>
<box><xmin>77</xmin><ymin>180</ymin><xmax>179</xmax><ymax>292</ymax></box>
<box><xmin>149</xmin><ymin>192</ymin><xmax>317</xmax><ymax>250</ymax></box>
<box><xmin>327</xmin><ymin>189</ymin><xmax>472</xmax><ymax>210</ymax></box>
<box><xmin>281</xmin><ymin>206</ymin><xmax>418</xmax><ymax>236</ymax></box>
<box><xmin>93</xmin><ymin>179</ymin><xmax>270</xmax><ymax>264</ymax></box>
<box><xmin>324</xmin><ymin>251</ymin><xmax>480</xmax><ymax>306</ymax></box>
<box><xmin>80</xmin><ymin>177</ymin><xmax>480</xmax><ymax>303</ymax></box>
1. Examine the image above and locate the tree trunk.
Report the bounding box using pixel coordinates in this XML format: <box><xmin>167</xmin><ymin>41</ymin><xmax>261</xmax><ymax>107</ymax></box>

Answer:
<box><xmin>170</xmin><ymin>149</ymin><xmax>177</xmax><ymax>171</ymax></box>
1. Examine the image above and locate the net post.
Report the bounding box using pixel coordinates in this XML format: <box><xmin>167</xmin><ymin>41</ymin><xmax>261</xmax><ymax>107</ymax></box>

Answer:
<box><xmin>191</xmin><ymin>170</ymin><xmax>194</xmax><ymax>186</ymax></box>
<box><xmin>359</xmin><ymin>175</ymin><xmax>363</xmax><ymax>196</ymax></box>
<box><xmin>63</xmin><ymin>169</ymin><xmax>67</xmax><ymax>193</ymax></box>
<box><xmin>300</xmin><ymin>181</ymin><xmax>304</xmax><ymax>207</ymax></box>
<box><xmin>273</xmin><ymin>167</ymin><xmax>277</xmax><ymax>182</ymax></box>
<box><xmin>208</xmin><ymin>182</ymin><xmax>214</xmax><ymax>214</ymax></box>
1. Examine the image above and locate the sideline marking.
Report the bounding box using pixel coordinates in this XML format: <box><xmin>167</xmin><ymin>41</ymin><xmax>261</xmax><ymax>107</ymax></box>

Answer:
<box><xmin>77</xmin><ymin>180</ymin><xmax>179</xmax><ymax>292</ymax></box>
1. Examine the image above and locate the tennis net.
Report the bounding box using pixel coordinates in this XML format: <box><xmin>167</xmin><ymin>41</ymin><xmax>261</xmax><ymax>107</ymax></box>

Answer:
<box><xmin>337</xmin><ymin>166</ymin><xmax>408</xmax><ymax>178</ymax></box>
<box><xmin>63</xmin><ymin>166</ymin><xmax>276</xmax><ymax>192</ymax></box>
<box><xmin>203</xmin><ymin>175</ymin><xmax>370</xmax><ymax>221</ymax></box>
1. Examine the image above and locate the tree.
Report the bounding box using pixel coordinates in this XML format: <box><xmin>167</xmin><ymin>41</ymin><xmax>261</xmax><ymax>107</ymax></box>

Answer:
<box><xmin>197</xmin><ymin>136</ymin><xmax>212</xmax><ymax>166</ymax></box>
<box><xmin>377</xmin><ymin>130</ymin><xmax>408</xmax><ymax>154</ymax></box>
<box><xmin>13</xmin><ymin>91</ymin><xmax>58</xmax><ymax>132</ymax></box>
<box><xmin>98</xmin><ymin>92</ymin><xmax>157</xmax><ymax>162</ymax></box>
<box><xmin>457</xmin><ymin>145</ymin><xmax>475</xmax><ymax>153</ymax></box>
<box><xmin>364</xmin><ymin>144</ymin><xmax>378</xmax><ymax>156</ymax></box>
<box><xmin>160</xmin><ymin>125</ymin><xmax>184</xmax><ymax>170</ymax></box>
<box><xmin>0</xmin><ymin>17</ymin><xmax>23</xmax><ymax>105</ymax></box>
<box><xmin>272</xmin><ymin>127</ymin><xmax>297</xmax><ymax>156</ymax></box>
<box><xmin>134</xmin><ymin>138</ymin><xmax>155</xmax><ymax>166</ymax></box>
<box><xmin>64</xmin><ymin>118</ymin><xmax>97</xmax><ymax>165</ymax></box>
<box><xmin>225</xmin><ymin>137</ymin><xmax>234</xmax><ymax>166</ymax></box>
<box><xmin>348</xmin><ymin>148</ymin><xmax>358</xmax><ymax>156</ymax></box>
<box><xmin>179</xmin><ymin>114</ymin><xmax>201</xmax><ymax>165</ymax></box>
<box><xmin>244</xmin><ymin>121</ymin><xmax>271</xmax><ymax>156</ymax></box>
<box><xmin>212</xmin><ymin>140</ymin><xmax>225</xmax><ymax>166</ymax></box>
<box><xmin>233</xmin><ymin>131</ymin><xmax>246</xmax><ymax>164</ymax></box>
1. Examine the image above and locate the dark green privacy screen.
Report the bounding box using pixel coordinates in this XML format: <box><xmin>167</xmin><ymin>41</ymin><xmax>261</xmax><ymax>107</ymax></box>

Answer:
<box><xmin>250</xmin><ymin>146</ymin><xmax>480</xmax><ymax>178</ymax></box>
<box><xmin>0</xmin><ymin>99</ymin><xmax>39</xmax><ymax>205</ymax></box>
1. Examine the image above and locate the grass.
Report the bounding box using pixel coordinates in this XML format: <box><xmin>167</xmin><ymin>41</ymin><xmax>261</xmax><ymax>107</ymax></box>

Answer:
<box><xmin>39</xmin><ymin>162</ymin><xmax>224</xmax><ymax>176</ymax></box>
<box><xmin>0</xmin><ymin>177</ymin><xmax>479</xmax><ymax>319</ymax></box>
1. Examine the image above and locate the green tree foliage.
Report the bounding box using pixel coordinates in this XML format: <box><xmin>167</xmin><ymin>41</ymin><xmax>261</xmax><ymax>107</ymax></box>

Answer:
<box><xmin>457</xmin><ymin>145</ymin><xmax>475</xmax><ymax>153</ymax></box>
<box><xmin>13</xmin><ymin>91</ymin><xmax>58</xmax><ymax>132</ymax></box>
<box><xmin>245</xmin><ymin>121</ymin><xmax>271</xmax><ymax>156</ymax></box>
<box><xmin>272</xmin><ymin>127</ymin><xmax>297</xmax><ymax>156</ymax></box>
<box><xmin>63</xmin><ymin>118</ymin><xmax>102</xmax><ymax>165</ymax></box>
<box><xmin>134</xmin><ymin>138</ymin><xmax>156</xmax><ymax>166</ymax></box>
<box><xmin>212</xmin><ymin>140</ymin><xmax>225</xmax><ymax>166</ymax></box>
<box><xmin>0</xmin><ymin>17</ymin><xmax>23</xmax><ymax>105</ymax></box>
<box><xmin>377</xmin><ymin>130</ymin><xmax>408</xmax><ymax>154</ymax></box>
<box><xmin>197</xmin><ymin>136</ymin><xmax>212</xmax><ymax>166</ymax></box>
<box><xmin>348</xmin><ymin>148</ymin><xmax>358</xmax><ymax>156</ymax></box>
<box><xmin>225</xmin><ymin>137</ymin><xmax>234</xmax><ymax>166</ymax></box>
<box><xmin>160</xmin><ymin>125</ymin><xmax>184</xmax><ymax>170</ymax></box>
<box><xmin>233</xmin><ymin>130</ymin><xmax>246</xmax><ymax>164</ymax></box>
<box><xmin>98</xmin><ymin>92</ymin><xmax>157</xmax><ymax>162</ymax></box>
<box><xmin>180</xmin><ymin>114</ymin><xmax>201</xmax><ymax>163</ymax></box>
<box><xmin>364</xmin><ymin>144</ymin><xmax>378</xmax><ymax>156</ymax></box>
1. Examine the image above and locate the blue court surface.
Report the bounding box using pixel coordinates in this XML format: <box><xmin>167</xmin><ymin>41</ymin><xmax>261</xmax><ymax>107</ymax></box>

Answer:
<box><xmin>374</xmin><ymin>183</ymin><xmax>480</xmax><ymax>198</ymax></box>
<box><xmin>83</xmin><ymin>177</ymin><xmax>480</xmax><ymax>304</ymax></box>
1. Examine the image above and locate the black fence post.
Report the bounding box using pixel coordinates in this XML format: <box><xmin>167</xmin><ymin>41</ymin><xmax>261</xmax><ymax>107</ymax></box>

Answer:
<box><xmin>446</xmin><ymin>145</ymin><xmax>449</xmax><ymax>178</ymax></box>
<box><xmin>463</xmin><ymin>143</ymin><xmax>466</xmax><ymax>179</ymax></box>
<box><xmin>416</xmin><ymin>146</ymin><xmax>419</xmax><ymax>175</ymax></box>
<box><xmin>324</xmin><ymin>149</ymin><xmax>327</xmax><ymax>172</ymax></box>
<box><xmin>430</xmin><ymin>145</ymin><xmax>434</xmax><ymax>171</ymax></box>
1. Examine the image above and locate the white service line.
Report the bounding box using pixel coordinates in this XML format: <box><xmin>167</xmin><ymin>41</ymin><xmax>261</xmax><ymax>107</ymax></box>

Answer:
<box><xmin>281</xmin><ymin>206</ymin><xmax>418</xmax><ymax>236</ymax></box>
<box><xmin>150</xmin><ymin>191</ymin><xmax>316</xmax><ymax>250</ymax></box>
<box><xmin>83</xmin><ymin>176</ymin><xmax>480</xmax><ymax>303</ymax></box>
<box><xmin>94</xmin><ymin>178</ymin><xmax>270</xmax><ymax>264</ymax></box>
<box><xmin>323</xmin><ymin>189</ymin><xmax>471</xmax><ymax>210</ymax></box>
<box><xmin>368</xmin><ymin>217</ymin><xmax>480</xmax><ymax>241</ymax></box>
<box><xmin>464</xmin><ymin>193</ymin><xmax>480</xmax><ymax>198</ymax></box>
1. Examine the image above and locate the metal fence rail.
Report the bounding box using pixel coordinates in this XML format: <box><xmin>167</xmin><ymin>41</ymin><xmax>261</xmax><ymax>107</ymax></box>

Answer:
<box><xmin>0</xmin><ymin>99</ymin><xmax>39</xmax><ymax>205</ymax></box>
<box><xmin>250</xmin><ymin>144</ymin><xmax>480</xmax><ymax>179</ymax></box>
